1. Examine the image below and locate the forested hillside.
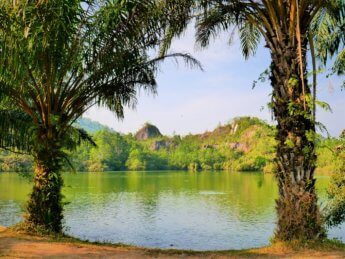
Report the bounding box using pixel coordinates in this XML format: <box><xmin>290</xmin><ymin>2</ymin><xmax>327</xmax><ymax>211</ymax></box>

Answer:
<box><xmin>75</xmin><ymin>118</ymin><xmax>112</xmax><ymax>133</ymax></box>
<box><xmin>0</xmin><ymin>117</ymin><xmax>344</xmax><ymax>173</ymax></box>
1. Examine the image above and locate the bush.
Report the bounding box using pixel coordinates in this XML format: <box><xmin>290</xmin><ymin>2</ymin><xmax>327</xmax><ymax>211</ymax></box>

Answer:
<box><xmin>325</xmin><ymin>172</ymin><xmax>345</xmax><ymax>227</ymax></box>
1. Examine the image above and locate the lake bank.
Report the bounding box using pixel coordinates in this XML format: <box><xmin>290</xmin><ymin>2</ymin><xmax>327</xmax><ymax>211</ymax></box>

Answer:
<box><xmin>1</xmin><ymin>226</ymin><xmax>345</xmax><ymax>258</ymax></box>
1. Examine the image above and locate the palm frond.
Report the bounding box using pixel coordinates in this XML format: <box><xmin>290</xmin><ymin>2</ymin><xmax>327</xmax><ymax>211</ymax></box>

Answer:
<box><xmin>238</xmin><ymin>21</ymin><xmax>261</xmax><ymax>59</ymax></box>
<box><xmin>196</xmin><ymin>5</ymin><xmax>234</xmax><ymax>48</ymax></box>
<box><xmin>158</xmin><ymin>0</ymin><xmax>196</xmax><ymax>56</ymax></box>
<box><xmin>75</xmin><ymin>128</ymin><xmax>96</xmax><ymax>147</ymax></box>
<box><xmin>147</xmin><ymin>53</ymin><xmax>204</xmax><ymax>71</ymax></box>
<box><xmin>312</xmin><ymin>0</ymin><xmax>345</xmax><ymax>69</ymax></box>
<box><xmin>332</xmin><ymin>48</ymin><xmax>345</xmax><ymax>75</ymax></box>
<box><xmin>196</xmin><ymin>1</ymin><xmax>261</xmax><ymax>58</ymax></box>
<box><xmin>0</xmin><ymin>109</ymin><xmax>34</xmax><ymax>152</ymax></box>
<box><xmin>62</xmin><ymin>126</ymin><xmax>96</xmax><ymax>151</ymax></box>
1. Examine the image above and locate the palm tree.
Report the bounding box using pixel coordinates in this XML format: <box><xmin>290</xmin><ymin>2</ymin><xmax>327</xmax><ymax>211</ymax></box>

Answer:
<box><xmin>196</xmin><ymin>0</ymin><xmax>345</xmax><ymax>241</ymax></box>
<box><xmin>158</xmin><ymin>0</ymin><xmax>345</xmax><ymax>241</ymax></box>
<box><xmin>0</xmin><ymin>0</ymin><xmax>200</xmax><ymax>233</ymax></box>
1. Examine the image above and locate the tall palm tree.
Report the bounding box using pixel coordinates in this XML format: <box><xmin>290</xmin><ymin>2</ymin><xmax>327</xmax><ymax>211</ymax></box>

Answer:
<box><xmin>159</xmin><ymin>0</ymin><xmax>345</xmax><ymax>241</ymax></box>
<box><xmin>195</xmin><ymin>0</ymin><xmax>345</xmax><ymax>241</ymax></box>
<box><xmin>0</xmin><ymin>0</ymin><xmax>200</xmax><ymax>233</ymax></box>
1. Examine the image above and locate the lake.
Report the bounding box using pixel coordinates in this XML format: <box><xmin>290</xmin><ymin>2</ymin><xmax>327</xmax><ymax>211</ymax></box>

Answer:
<box><xmin>0</xmin><ymin>171</ymin><xmax>344</xmax><ymax>250</ymax></box>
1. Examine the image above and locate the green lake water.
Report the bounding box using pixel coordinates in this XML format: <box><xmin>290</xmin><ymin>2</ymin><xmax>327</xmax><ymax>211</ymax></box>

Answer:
<box><xmin>0</xmin><ymin>171</ymin><xmax>344</xmax><ymax>250</ymax></box>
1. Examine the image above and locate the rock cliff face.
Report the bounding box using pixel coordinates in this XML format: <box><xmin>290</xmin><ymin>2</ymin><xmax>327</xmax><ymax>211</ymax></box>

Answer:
<box><xmin>135</xmin><ymin>123</ymin><xmax>162</xmax><ymax>140</ymax></box>
<box><xmin>228</xmin><ymin>142</ymin><xmax>250</xmax><ymax>153</ymax></box>
<box><xmin>151</xmin><ymin>140</ymin><xmax>169</xmax><ymax>151</ymax></box>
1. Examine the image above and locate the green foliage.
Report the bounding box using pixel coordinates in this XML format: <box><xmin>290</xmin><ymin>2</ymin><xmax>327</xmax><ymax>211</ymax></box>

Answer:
<box><xmin>324</xmin><ymin>134</ymin><xmax>345</xmax><ymax>227</ymax></box>
<box><xmin>65</xmin><ymin>118</ymin><xmax>345</xmax><ymax>174</ymax></box>
<box><xmin>0</xmin><ymin>110</ymin><xmax>34</xmax><ymax>153</ymax></box>
<box><xmin>0</xmin><ymin>151</ymin><xmax>33</xmax><ymax>172</ymax></box>
<box><xmin>312</xmin><ymin>0</ymin><xmax>345</xmax><ymax>80</ymax></box>
<box><xmin>1</xmin><ymin>116</ymin><xmax>344</xmax><ymax>174</ymax></box>
<box><xmin>316</xmin><ymin>137</ymin><xmax>344</xmax><ymax>173</ymax></box>
<box><xmin>325</xmin><ymin>172</ymin><xmax>345</xmax><ymax>227</ymax></box>
<box><xmin>88</xmin><ymin>130</ymin><xmax>130</xmax><ymax>171</ymax></box>
<box><xmin>0</xmin><ymin>0</ymin><xmax>200</xmax><ymax>156</ymax></box>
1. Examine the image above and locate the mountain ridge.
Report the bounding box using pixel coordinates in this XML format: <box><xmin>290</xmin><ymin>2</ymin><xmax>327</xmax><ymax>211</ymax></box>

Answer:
<box><xmin>75</xmin><ymin>118</ymin><xmax>112</xmax><ymax>133</ymax></box>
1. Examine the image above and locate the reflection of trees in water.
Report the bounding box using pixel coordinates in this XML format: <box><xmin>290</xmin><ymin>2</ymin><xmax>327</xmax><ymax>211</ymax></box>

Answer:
<box><xmin>56</xmin><ymin>171</ymin><xmax>279</xmax><ymax>225</ymax></box>
<box><xmin>16</xmin><ymin>171</ymin><xmax>33</xmax><ymax>182</ymax></box>
<box><xmin>1</xmin><ymin>171</ymin><xmax>325</xmax><ymax>226</ymax></box>
<box><xmin>257</xmin><ymin>174</ymin><xmax>264</xmax><ymax>189</ymax></box>
<box><xmin>0</xmin><ymin>174</ymin><xmax>31</xmax><ymax>225</ymax></box>
<box><xmin>1</xmin><ymin>171</ymin><xmax>338</xmax><ymax>242</ymax></box>
<box><xmin>0</xmin><ymin>173</ymin><xmax>31</xmax><ymax>201</ymax></box>
<box><xmin>1</xmin><ymin>171</ymin><xmax>343</xmax><ymax>246</ymax></box>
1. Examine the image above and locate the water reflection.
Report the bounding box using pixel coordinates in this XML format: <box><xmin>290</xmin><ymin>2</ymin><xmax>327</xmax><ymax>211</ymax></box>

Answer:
<box><xmin>0</xmin><ymin>171</ymin><xmax>344</xmax><ymax>250</ymax></box>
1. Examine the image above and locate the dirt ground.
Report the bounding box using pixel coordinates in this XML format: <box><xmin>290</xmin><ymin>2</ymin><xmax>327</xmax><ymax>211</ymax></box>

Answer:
<box><xmin>1</xmin><ymin>225</ymin><xmax>345</xmax><ymax>258</ymax></box>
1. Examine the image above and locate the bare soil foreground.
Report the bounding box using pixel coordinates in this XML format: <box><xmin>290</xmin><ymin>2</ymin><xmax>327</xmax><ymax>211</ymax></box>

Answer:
<box><xmin>1</xmin><ymin>226</ymin><xmax>345</xmax><ymax>258</ymax></box>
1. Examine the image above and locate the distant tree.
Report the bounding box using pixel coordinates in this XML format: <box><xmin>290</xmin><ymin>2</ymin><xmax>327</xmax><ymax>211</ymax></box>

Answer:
<box><xmin>126</xmin><ymin>149</ymin><xmax>147</xmax><ymax>171</ymax></box>
<box><xmin>89</xmin><ymin>130</ymin><xmax>129</xmax><ymax>171</ymax></box>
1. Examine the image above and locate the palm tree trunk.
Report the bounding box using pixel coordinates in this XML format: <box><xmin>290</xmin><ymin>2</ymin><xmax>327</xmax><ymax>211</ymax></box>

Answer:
<box><xmin>25</xmin><ymin>131</ymin><xmax>64</xmax><ymax>234</ymax></box>
<box><xmin>269</xmin><ymin>41</ymin><xmax>325</xmax><ymax>241</ymax></box>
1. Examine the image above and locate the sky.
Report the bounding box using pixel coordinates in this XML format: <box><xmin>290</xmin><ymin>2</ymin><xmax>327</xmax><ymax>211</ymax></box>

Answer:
<box><xmin>85</xmin><ymin>26</ymin><xmax>345</xmax><ymax>137</ymax></box>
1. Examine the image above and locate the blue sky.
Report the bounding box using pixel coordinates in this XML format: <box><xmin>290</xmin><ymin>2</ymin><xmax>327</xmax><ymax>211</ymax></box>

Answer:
<box><xmin>85</xmin><ymin>26</ymin><xmax>345</xmax><ymax>137</ymax></box>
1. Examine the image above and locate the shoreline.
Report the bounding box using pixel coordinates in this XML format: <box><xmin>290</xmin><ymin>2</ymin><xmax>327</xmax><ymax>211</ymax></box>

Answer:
<box><xmin>1</xmin><ymin>226</ymin><xmax>345</xmax><ymax>258</ymax></box>
<box><xmin>0</xmin><ymin>169</ymin><xmax>339</xmax><ymax>174</ymax></box>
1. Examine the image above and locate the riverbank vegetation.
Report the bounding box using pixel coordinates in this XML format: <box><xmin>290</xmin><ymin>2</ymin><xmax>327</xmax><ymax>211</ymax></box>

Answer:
<box><xmin>1</xmin><ymin>117</ymin><xmax>343</xmax><ymax>174</ymax></box>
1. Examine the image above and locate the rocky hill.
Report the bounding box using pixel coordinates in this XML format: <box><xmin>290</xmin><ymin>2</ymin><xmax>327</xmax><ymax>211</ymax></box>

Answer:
<box><xmin>135</xmin><ymin>123</ymin><xmax>162</xmax><ymax>140</ymax></box>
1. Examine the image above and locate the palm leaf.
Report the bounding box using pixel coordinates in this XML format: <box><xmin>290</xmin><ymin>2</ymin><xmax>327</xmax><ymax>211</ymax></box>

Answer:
<box><xmin>0</xmin><ymin>109</ymin><xmax>34</xmax><ymax>153</ymax></box>
<box><xmin>238</xmin><ymin>21</ymin><xmax>261</xmax><ymax>59</ymax></box>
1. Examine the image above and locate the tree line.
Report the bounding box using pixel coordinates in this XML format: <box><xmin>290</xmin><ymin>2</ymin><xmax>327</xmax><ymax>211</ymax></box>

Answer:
<box><xmin>1</xmin><ymin>117</ymin><xmax>344</xmax><ymax>174</ymax></box>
